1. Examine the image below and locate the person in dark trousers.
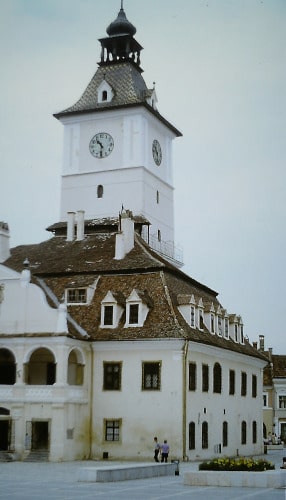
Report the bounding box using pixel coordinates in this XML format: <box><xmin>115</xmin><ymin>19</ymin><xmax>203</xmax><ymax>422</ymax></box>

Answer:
<box><xmin>161</xmin><ymin>440</ymin><xmax>170</xmax><ymax>462</ymax></box>
<box><xmin>153</xmin><ymin>436</ymin><xmax>161</xmax><ymax>462</ymax></box>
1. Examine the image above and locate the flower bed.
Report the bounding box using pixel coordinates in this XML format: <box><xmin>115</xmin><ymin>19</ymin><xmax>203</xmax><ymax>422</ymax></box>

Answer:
<box><xmin>199</xmin><ymin>457</ymin><xmax>275</xmax><ymax>472</ymax></box>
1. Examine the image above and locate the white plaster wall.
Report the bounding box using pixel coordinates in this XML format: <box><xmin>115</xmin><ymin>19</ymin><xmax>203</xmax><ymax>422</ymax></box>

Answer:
<box><xmin>0</xmin><ymin>277</ymin><xmax>59</xmax><ymax>334</ymax></box>
<box><xmin>91</xmin><ymin>340</ymin><xmax>184</xmax><ymax>460</ymax></box>
<box><xmin>185</xmin><ymin>343</ymin><xmax>265</xmax><ymax>461</ymax></box>
<box><xmin>59</xmin><ymin>108</ymin><xmax>176</xmax><ymax>243</ymax></box>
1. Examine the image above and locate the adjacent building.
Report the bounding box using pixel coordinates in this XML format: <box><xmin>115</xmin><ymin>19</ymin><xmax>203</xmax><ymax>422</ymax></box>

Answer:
<box><xmin>0</xmin><ymin>5</ymin><xmax>267</xmax><ymax>462</ymax></box>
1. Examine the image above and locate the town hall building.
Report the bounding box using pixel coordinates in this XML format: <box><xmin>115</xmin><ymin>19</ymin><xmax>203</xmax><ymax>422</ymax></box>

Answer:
<box><xmin>0</xmin><ymin>4</ymin><xmax>267</xmax><ymax>462</ymax></box>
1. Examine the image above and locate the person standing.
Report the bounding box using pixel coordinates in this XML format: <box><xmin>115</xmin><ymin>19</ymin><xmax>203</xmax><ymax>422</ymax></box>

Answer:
<box><xmin>153</xmin><ymin>436</ymin><xmax>161</xmax><ymax>462</ymax></box>
<box><xmin>161</xmin><ymin>439</ymin><xmax>170</xmax><ymax>463</ymax></box>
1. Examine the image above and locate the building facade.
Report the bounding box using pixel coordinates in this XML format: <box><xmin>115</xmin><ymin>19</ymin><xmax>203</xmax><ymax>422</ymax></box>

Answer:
<box><xmin>0</xmin><ymin>5</ymin><xmax>267</xmax><ymax>462</ymax></box>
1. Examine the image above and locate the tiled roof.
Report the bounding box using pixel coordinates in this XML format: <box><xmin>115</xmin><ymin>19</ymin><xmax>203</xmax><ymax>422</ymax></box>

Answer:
<box><xmin>3</xmin><ymin>230</ymin><xmax>266</xmax><ymax>361</ymax></box>
<box><xmin>53</xmin><ymin>62</ymin><xmax>182</xmax><ymax>137</ymax></box>
<box><xmin>55</xmin><ymin>63</ymin><xmax>148</xmax><ymax>115</ymax></box>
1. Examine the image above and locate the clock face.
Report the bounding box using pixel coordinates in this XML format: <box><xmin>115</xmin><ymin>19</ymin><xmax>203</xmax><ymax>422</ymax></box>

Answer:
<box><xmin>89</xmin><ymin>132</ymin><xmax>114</xmax><ymax>158</ymax></box>
<box><xmin>152</xmin><ymin>139</ymin><xmax>162</xmax><ymax>166</ymax></box>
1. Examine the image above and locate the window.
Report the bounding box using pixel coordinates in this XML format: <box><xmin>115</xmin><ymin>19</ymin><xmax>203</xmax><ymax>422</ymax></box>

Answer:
<box><xmin>252</xmin><ymin>421</ymin><xmax>257</xmax><ymax>444</ymax></box>
<box><xmin>199</xmin><ymin>310</ymin><xmax>204</xmax><ymax>330</ymax></box>
<box><xmin>67</xmin><ymin>288</ymin><xmax>87</xmax><ymax>304</ymax></box>
<box><xmin>235</xmin><ymin>324</ymin><xmax>238</xmax><ymax>342</ymax></box>
<box><xmin>202</xmin><ymin>364</ymin><xmax>209</xmax><ymax>392</ymax></box>
<box><xmin>211</xmin><ymin>314</ymin><xmax>215</xmax><ymax>333</ymax></box>
<box><xmin>279</xmin><ymin>396</ymin><xmax>286</xmax><ymax>409</ymax></box>
<box><xmin>241</xmin><ymin>372</ymin><xmax>247</xmax><ymax>396</ymax></box>
<box><xmin>224</xmin><ymin>318</ymin><xmax>229</xmax><ymax>338</ymax></box>
<box><xmin>213</xmin><ymin>363</ymin><xmax>222</xmax><ymax>393</ymax></box>
<box><xmin>142</xmin><ymin>362</ymin><xmax>160</xmax><ymax>390</ymax></box>
<box><xmin>241</xmin><ymin>421</ymin><xmax>247</xmax><ymax>444</ymax></box>
<box><xmin>103</xmin><ymin>362</ymin><xmax>121</xmax><ymax>390</ymax></box>
<box><xmin>190</xmin><ymin>306</ymin><xmax>195</xmax><ymax>327</ymax></box>
<box><xmin>105</xmin><ymin>420</ymin><xmax>120</xmax><ymax>441</ymax></box>
<box><xmin>202</xmin><ymin>421</ymin><xmax>208</xmax><ymax>449</ymax></box>
<box><xmin>223</xmin><ymin>421</ymin><xmax>228</xmax><ymax>447</ymax></box>
<box><xmin>129</xmin><ymin>304</ymin><xmax>139</xmax><ymax>324</ymax></box>
<box><xmin>102</xmin><ymin>90</ymin><xmax>107</xmax><ymax>101</ymax></box>
<box><xmin>252</xmin><ymin>374</ymin><xmax>257</xmax><ymax>398</ymax></box>
<box><xmin>189</xmin><ymin>363</ymin><xmax>196</xmax><ymax>391</ymax></box>
<box><xmin>263</xmin><ymin>393</ymin><xmax>268</xmax><ymax>407</ymax></box>
<box><xmin>218</xmin><ymin>316</ymin><xmax>222</xmax><ymax>336</ymax></box>
<box><xmin>103</xmin><ymin>305</ymin><xmax>113</xmax><ymax>326</ymax></box>
<box><xmin>97</xmin><ymin>185</ymin><xmax>103</xmax><ymax>198</ymax></box>
<box><xmin>229</xmin><ymin>369</ymin><xmax>235</xmax><ymax>395</ymax></box>
<box><xmin>158</xmin><ymin>229</ymin><xmax>161</xmax><ymax>242</ymax></box>
<box><xmin>156</xmin><ymin>190</ymin><xmax>160</xmax><ymax>204</ymax></box>
<box><xmin>189</xmin><ymin>422</ymin><xmax>195</xmax><ymax>450</ymax></box>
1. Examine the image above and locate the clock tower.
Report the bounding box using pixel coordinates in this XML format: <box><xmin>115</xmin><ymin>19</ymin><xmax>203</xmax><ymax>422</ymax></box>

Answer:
<box><xmin>54</xmin><ymin>3</ymin><xmax>182</xmax><ymax>256</ymax></box>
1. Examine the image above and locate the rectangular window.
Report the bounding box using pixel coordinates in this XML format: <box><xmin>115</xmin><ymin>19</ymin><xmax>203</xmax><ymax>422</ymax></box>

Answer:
<box><xmin>211</xmin><ymin>314</ymin><xmax>215</xmax><ymax>333</ymax></box>
<box><xmin>252</xmin><ymin>374</ymin><xmax>257</xmax><ymax>398</ymax></box>
<box><xmin>105</xmin><ymin>420</ymin><xmax>120</xmax><ymax>441</ymax></box>
<box><xmin>224</xmin><ymin>318</ymin><xmax>229</xmax><ymax>338</ymax></box>
<box><xmin>263</xmin><ymin>393</ymin><xmax>268</xmax><ymax>407</ymax></box>
<box><xmin>103</xmin><ymin>362</ymin><xmax>121</xmax><ymax>390</ymax></box>
<box><xmin>189</xmin><ymin>362</ymin><xmax>196</xmax><ymax>391</ymax></box>
<box><xmin>129</xmin><ymin>304</ymin><xmax>139</xmax><ymax>324</ymax></box>
<box><xmin>142</xmin><ymin>362</ymin><xmax>160</xmax><ymax>390</ymax></box>
<box><xmin>202</xmin><ymin>364</ymin><xmax>209</xmax><ymax>392</ymax></box>
<box><xmin>229</xmin><ymin>369</ymin><xmax>235</xmax><ymax>395</ymax></box>
<box><xmin>218</xmin><ymin>316</ymin><xmax>222</xmax><ymax>336</ymax></box>
<box><xmin>190</xmin><ymin>306</ymin><xmax>195</xmax><ymax>327</ymax></box>
<box><xmin>67</xmin><ymin>288</ymin><xmax>87</xmax><ymax>304</ymax></box>
<box><xmin>241</xmin><ymin>372</ymin><xmax>247</xmax><ymax>396</ymax></box>
<box><xmin>235</xmin><ymin>324</ymin><xmax>238</xmax><ymax>342</ymax></box>
<box><xmin>103</xmin><ymin>305</ymin><xmax>113</xmax><ymax>326</ymax></box>
<box><xmin>279</xmin><ymin>396</ymin><xmax>286</xmax><ymax>409</ymax></box>
<box><xmin>252</xmin><ymin>421</ymin><xmax>257</xmax><ymax>444</ymax></box>
<box><xmin>202</xmin><ymin>421</ymin><xmax>208</xmax><ymax>449</ymax></box>
<box><xmin>189</xmin><ymin>422</ymin><xmax>195</xmax><ymax>450</ymax></box>
<box><xmin>222</xmin><ymin>421</ymin><xmax>228</xmax><ymax>447</ymax></box>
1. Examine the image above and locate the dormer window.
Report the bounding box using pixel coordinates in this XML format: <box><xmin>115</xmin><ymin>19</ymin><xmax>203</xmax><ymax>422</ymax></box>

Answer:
<box><xmin>103</xmin><ymin>305</ymin><xmax>113</xmax><ymax>326</ymax></box>
<box><xmin>190</xmin><ymin>305</ymin><xmax>195</xmax><ymax>327</ymax></box>
<box><xmin>211</xmin><ymin>313</ymin><xmax>215</xmax><ymax>333</ymax></box>
<box><xmin>67</xmin><ymin>288</ymin><xmax>87</xmax><ymax>304</ymax></box>
<box><xmin>218</xmin><ymin>316</ymin><xmax>222</xmax><ymax>336</ymax></box>
<box><xmin>125</xmin><ymin>289</ymin><xmax>151</xmax><ymax>327</ymax></box>
<box><xmin>224</xmin><ymin>317</ymin><xmax>229</xmax><ymax>339</ymax></box>
<box><xmin>101</xmin><ymin>291</ymin><xmax>124</xmax><ymax>328</ymax></box>
<box><xmin>129</xmin><ymin>304</ymin><xmax>139</xmax><ymax>324</ymax></box>
<box><xmin>235</xmin><ymin>324</ymin><xmax>238</xmax><ymax>342</ymax></box>
<box><xmin>97</xmin><ymin>80</ymin><xmax>114</xmax><ymax>104</ymax></box>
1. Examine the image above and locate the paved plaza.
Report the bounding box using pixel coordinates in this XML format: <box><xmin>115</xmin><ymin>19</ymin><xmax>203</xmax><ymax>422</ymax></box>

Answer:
<box><xmin>0</xmin><ymin>449</ymin><xmax>285</xmax><ymax>500</ymax></box>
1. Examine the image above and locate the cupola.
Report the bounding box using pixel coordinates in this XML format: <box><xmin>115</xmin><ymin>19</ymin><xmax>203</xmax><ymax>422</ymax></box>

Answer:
<box><xmin>99</xmin><ymin>2</ymin><xmax>142</xmax><ymax>69</ymax></box>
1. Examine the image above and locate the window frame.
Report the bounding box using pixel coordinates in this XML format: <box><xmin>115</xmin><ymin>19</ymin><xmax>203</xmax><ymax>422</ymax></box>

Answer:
<box><xmin>189</xmin><ymin>362</ymin><xmax>197</xmax><ymax>391</ymax></box>
<box><xmin>202</xmin><ymin>421</ymin><xmax>208</xmax><ymax>449</ymax></box>
<box><xmin>142</xmin><ymin>361</ymin><xmax>161</xmax><ymax>391</ymax></box>
<box><xmin>103</xmin><ymin>362</ymin><xmax>122</xmax><ymax>391</ymax></box>
<box><xmin>66</xmin><ymin>288</ymin><xmax>87</xmax><ymax>304</ymax></box>
<box><xmin>189</xmin><ymin>421</ymin><xmax>196</xmax><ymax>450</ymax></box>
<box><xmin>252</xmin><ymin>374</ymin><xmax>257</xmax><ymax>398</ymax></box>
<box><xmin>104</xmin><ymin>419</ymin><xmax>121</xmax><ymax>442</ymax></box>
<box><xmin>229</xmin><ymin>369</ymin><xmax>235</xmax><ymax>395</ymax></box>
<box><xmin>241</xmin><ymin>371</ymin><xmax>247</xmax><ymax>397</ymax></box>
<box><xmin>202</xmin><ymin>364</ymin><xmax>209</xmax><ymax>392</ymax></box>
<box><xmin>213</xmin><ymin>362</ymin><xmax>222</xmax><ymax>394</ymax></box>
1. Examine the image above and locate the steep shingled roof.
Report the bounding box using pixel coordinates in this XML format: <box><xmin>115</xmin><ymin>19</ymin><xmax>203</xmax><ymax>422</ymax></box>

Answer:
<box><xmin>3</xmin><ymin>228</ymin><xmax>266</xmax><ymax>361</ymax></box>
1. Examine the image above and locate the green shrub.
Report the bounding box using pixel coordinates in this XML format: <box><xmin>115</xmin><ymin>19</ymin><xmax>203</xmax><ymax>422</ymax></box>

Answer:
<box><xmin>199</xmin><ymin>457</ymin><xmax>275</xmax><ymax>472</ymax></box>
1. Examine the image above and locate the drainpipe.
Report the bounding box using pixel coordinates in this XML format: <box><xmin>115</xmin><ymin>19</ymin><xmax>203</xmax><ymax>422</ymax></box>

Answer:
<box><xmin>182</xmin><ymin>339</ymin><xmax>189</xmax><ymax>460</ymax></box>
<box><xmin>89</xmin><ymin>344</ymin><xmax>94</xmax><ymax>459</ymax></box>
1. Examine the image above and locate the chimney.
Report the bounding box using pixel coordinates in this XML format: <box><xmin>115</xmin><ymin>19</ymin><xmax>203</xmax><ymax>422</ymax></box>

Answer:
<box><xmin>114</xmin><ymin>209</ymin><xmax>134</xmax><ymax>260</ymax></box>
<box><xmin>253</xmin><ymin>342</ymin><xmax>258</xmax><ymax>350</ymax></box>
<box><xmin>259</xmin><ymin>334</ymin><xmax>265</xmax><ymax>351</ymax></box>
<box><xmin>67</xmin><ymin>212</ymin><xmax>76</xmax><ymax>241</ymax></box>
<box><xmin>76</xmin><ymin>210</ymin><xmax>85</xmax><ymax>241</ymax></box>
<box><xmin>20</xmin><ymin>258</ymin><xmax>31</xmax><ymax>287</ymax></box>
<box><xmin>0</xmin><ymin>222</ymin><xmax>11</xmax><ymax>262</ymax></box>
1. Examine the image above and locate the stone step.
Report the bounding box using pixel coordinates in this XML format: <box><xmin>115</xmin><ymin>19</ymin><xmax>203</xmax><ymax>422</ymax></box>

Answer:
<box><xmin>24</xmin><ymin>450</ymin><xmax>49</xmax><ymax>462</ymax></box>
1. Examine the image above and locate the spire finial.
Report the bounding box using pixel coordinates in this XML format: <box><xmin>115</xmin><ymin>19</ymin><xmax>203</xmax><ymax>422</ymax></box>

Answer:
<box><xmin>121</xmin><ymin>0</ymin><xmax>124</xmax><ymax>9</ymax></box>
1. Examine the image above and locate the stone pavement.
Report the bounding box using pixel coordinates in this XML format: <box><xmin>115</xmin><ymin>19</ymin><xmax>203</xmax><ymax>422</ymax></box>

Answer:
<box><xmin>0</xmin><ymin>449</ymin><xmax>285</xmax><ymax>500</ymax></box>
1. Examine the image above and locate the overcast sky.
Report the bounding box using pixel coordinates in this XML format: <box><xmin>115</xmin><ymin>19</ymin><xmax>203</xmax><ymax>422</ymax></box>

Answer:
<box><xmin>1</xmin><ymin>0</ymin><xmax>285</xmax><ymax>352</ymax></box>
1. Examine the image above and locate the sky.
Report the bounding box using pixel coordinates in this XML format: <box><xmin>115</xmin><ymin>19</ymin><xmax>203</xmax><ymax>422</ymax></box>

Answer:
<box><xmin>1</xmin><ymin>0</ymin><xmax>285</xmax><ymax>352</ymax></box>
